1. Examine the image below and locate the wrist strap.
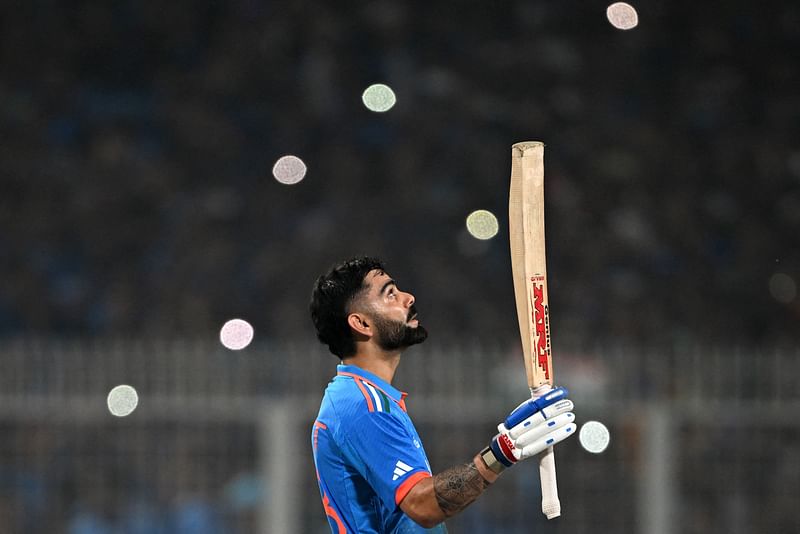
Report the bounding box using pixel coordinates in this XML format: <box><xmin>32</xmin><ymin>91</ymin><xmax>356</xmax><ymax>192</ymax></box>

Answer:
<box><xmin>480</xmin><ymin>446</ymin><xmax>506</xmax><ymax>475</ymax></box>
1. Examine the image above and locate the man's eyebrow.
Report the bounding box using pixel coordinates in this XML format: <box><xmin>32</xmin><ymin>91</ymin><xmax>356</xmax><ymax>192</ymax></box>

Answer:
<box><xmin>379</xmin><ymin>279</ymin><xmax>396</xmax><ymax>295</ymax></box>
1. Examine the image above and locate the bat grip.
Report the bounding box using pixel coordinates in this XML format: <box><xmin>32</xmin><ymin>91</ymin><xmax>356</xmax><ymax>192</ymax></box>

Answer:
<box><xmin>531</xmin><ymin>384</ymin><xmax>560</xmax><ymax>519</ymax></box>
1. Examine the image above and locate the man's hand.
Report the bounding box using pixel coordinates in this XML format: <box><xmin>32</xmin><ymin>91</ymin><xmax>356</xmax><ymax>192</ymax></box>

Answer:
<box><xmin>400</xmin><ymin>388</ymin><xmax>575</xmax><ymax>527</ymax></box>
<box><xmin>483</xmin><ymin>387</ymin><xmax>575</xmax><ymax>472</ymax></box>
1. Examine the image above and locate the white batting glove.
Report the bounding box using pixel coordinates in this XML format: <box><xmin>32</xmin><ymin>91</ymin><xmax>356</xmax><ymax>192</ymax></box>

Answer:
<box><xmin>480</xmin><ymin>387</ymin><xmax>576</xmax><ymax>473</ymax></box>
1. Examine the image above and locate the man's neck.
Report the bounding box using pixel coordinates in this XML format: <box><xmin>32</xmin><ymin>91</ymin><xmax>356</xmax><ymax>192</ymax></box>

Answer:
<box><xmin>342</xmin><ymin>349</ymin><xmax>401</xmax><ymax>385</ymax></box>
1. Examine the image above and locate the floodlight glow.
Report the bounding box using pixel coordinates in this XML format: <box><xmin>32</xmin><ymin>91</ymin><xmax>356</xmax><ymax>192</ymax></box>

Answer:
<box><xmin>107</xmin><ymin>385</ymin><xmax>139</xmax><ymax>417</ymax></box>
<box><xmin>606</xmin><ymin>2</ymin><xmax>639</xmax><ymax>30</ymax></box>
<box><xmin>362</xmin><ymin>84</ymin><xmax>397</xmax><ymax>112</ymax></box>
<box><xmin>579</xmin><ymin>421</ymin><xmax>611</xmax><ymax>454</ymax></box>
<box><xmin>272</xmin><ymin>155</ymin><xmax>307</xmax><ymax>185</ymax></box>
<box><xmin>466</xmin><ymin>210</ymin><xmax>499</xmax><ymax>240</ymax></box>
<box><xmin>220</xmin><ymin>319</ymin><xmax>255</xmax><ymax>350</ymax></box>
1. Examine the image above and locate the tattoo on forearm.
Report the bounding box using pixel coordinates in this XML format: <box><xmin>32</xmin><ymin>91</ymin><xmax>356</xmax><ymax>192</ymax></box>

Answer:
<box><xmin>433</xmin><ymin>462</ymin><xmax>491</xmax><ymax>517</ymax></box>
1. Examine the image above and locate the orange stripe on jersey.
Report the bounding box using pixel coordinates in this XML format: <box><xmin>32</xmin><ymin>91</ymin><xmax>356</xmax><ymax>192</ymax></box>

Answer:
<box><xmin>313</xmin><ymin>421</ymin><xmax>328</xmax><ymax>452</ymax></box>
<box><xmin>322</xmin><ymin>492</ymin><xmax>347</xmax><ymax>533</ymax></box>
<box><xmin>351</xmin><ymin>377</ymin><xmax>375</xmax><ymax>412</ymax></box>
<box><xmin>394</xmin><ymin>471</ymin><xmax>432</xmax><ymax>506</ymax></box>
<box><xmin>338</xmin><ymin>371</ymin><xmax>408</xmax><ymax>412</ymax></box>
<box><xmin>398</xmin><ymin>397</ymin><xmax>407</xmax><ymax>413</ymax></box>
<box><xmin>337</xmin><ymin>371</ymin><xmax>367</xmax><ymax>381</ymax></box>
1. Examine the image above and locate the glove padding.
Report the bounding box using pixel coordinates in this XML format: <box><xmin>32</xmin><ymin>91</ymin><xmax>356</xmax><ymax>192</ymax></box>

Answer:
<box><xmin>490</xmin><ymin>387</ymin><xmax>576</xmax><ymax>467</ymax></box>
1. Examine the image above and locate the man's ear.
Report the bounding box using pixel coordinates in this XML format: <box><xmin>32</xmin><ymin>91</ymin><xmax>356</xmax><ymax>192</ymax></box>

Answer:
<box><xmin>347</xmin><ymin>312</ymin><xmax>372</xmax><ymax>338</ymax></box>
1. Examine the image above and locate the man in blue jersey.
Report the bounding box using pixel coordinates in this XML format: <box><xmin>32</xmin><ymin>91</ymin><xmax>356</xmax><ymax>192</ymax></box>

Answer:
<box><xmin>310</xmin><ymin>257</ymin><xmax>576</xmax><ymax>533</ymax></box>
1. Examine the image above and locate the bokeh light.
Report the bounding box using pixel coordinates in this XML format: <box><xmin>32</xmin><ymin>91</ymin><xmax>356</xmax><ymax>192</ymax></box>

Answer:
<box><xmin>606</xmin><ymin>2</ymin><xmax>639</xmax><ymax>30</ymax></box>
<box><xmin>769</xmin><ymin>273</ymin><xmax>797</xmax><ymax>303</ymax></box>
<box><xmin>579</xmin><ymin>421</ymin><xmax>611</xmax><ymax>454</ymax></box>
<box><xmin>272</xmin><ymin>155</ymin><xmax>307</xmax><ymax>185</ymax></box>
<box><xmin>107</xmin><ymin>385</ymin><xmax>139</xmax><ymax>417</ymax></box>
<box><xmin>220</xmin><ymin>318</ymin><xmax>254</xmax><ymax>350</ymax></box>
<box><xmin>465</xmin><ymin>210</ymin><xmax>499</xmax><ymax>240</ymax></box>
<box><xmin>362</xmin><ymin>83</ymin><xmax>397</xmax><ymax>112</ymax></box>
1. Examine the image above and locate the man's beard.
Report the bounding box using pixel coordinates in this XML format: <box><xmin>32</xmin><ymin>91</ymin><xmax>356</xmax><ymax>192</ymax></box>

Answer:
<box><xmin>372</xmin><ymin>307</ymin><xmax>428</xmax><ymax>351</ymax></box>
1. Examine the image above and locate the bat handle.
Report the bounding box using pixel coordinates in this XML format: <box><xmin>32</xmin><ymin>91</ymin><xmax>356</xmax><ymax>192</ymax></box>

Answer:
<box><xmin>531</xmin><ymin>384</ymin><xmax>561</xmax><ymax>519</ymax></box>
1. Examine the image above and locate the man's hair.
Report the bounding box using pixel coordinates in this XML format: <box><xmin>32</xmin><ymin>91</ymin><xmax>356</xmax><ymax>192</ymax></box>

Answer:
<box><xmin>310</xmin><ymin>256</ymin><xmax>385</xmax><ymax>358</ymax></box>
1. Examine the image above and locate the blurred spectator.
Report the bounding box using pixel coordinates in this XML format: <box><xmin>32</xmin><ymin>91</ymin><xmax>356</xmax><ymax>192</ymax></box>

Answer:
<box><xmin>0</xmin><ymin>0</ymin><xmax>797</xmax><ymax>346</ymax></box>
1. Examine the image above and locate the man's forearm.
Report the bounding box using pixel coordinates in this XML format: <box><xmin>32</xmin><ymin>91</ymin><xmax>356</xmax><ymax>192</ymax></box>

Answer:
<box><xmin>433</xmin><ymin>454</ymin><xmax>497</xmax><ymax>518</ymax></box>
<box><xmin>399</xmin><ymin>453</ymin><xmax>500</xmax><ymax>527</ymax></box>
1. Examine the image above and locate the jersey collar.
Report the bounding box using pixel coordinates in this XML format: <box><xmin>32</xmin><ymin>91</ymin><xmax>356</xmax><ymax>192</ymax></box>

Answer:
<box><xmin>336</xmin><ymin>364</ymin><xmax>407</xmax><ymax>404</ymax></box>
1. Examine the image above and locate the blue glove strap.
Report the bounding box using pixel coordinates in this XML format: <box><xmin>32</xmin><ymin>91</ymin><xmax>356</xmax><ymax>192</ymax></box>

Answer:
<box><xmin>504</xmin><ymin>387</ymin><xmax>569</xmax><ymax>429</ymax></box>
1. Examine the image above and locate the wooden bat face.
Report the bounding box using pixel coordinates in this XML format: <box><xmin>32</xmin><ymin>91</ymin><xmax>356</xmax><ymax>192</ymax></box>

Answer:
<box><xmin>510</xmin><ymin>141</ymin><xmax>553</xmax><ymax>391</ymax></box>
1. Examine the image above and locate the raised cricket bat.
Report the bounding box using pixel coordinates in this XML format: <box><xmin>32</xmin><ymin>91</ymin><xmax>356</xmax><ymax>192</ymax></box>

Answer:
<box><xmin>508</xmin><ymin>141</ymin><xmax>560</xmax><ymax>519</ymax></box>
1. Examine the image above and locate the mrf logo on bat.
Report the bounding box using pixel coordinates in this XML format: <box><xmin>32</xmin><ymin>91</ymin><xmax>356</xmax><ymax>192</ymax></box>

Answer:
<box><xmin>529</xmin><ymin>275</ymin><xmax>550</xmax><ymax>380</ymax></box>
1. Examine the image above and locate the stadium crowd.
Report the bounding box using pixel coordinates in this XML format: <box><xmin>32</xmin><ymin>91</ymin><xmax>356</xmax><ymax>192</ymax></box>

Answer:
<box><xmin>1</xmin><ymin>1</ymin><xmax>798</xmax><ymax>346</ymax></box>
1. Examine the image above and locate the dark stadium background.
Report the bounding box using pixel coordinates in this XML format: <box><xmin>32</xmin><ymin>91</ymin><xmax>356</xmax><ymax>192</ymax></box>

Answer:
<box><xmin>1</xmin><ymin>1</ymin><xmax>798</xmax><ymax>533</ymax></box>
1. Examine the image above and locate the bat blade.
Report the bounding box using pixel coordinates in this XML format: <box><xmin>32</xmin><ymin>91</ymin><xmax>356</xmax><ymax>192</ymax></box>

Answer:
<box><xmin>509</xmin><ymin>141</ymin><xmax>560</xmax><ymax>519</ymax></box>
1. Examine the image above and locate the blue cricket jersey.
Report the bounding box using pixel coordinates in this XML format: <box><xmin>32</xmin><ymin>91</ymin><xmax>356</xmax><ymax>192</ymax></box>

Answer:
<box><xmin>312</xmin><ymin>364</ymin><xmax>448</xmax><ymax>533</ymax></box>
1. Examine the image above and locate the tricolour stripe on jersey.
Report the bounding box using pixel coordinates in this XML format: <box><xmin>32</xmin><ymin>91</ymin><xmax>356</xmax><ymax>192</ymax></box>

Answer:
<box><xmin>377</xmin><ymin>390</ymin><xmax>391</xmax><ymax>412</ymax></box>
<box><xmin>337</xmin><ymin>370</ymin><xmax>408</xmax><ymax>413</ymax></box>
<box><xmin>364</xmin><ymin>383</ymin><xmax>384</xmax><ymax>413</ymax></box>
<box><xmin>352</xmin><ymin>378</ymin><xmax>375</xmax><ymax>412</ymax></box>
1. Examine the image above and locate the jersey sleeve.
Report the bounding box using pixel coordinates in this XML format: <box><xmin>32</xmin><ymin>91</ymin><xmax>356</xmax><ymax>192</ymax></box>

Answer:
<box><xmin>341</xmin><ymin>411</ymin><xmax>432</xmax><ymax>510</ymax></box>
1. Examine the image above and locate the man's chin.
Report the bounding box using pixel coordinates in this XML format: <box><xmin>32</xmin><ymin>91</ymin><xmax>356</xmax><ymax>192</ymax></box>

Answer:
<box><xmin>375</xmin><ymin>319</ymin><xmax>428</xmax><ymax>351</ymax></box>
<box><xmin>405</xmin><ymin>324</ymin><xmax>428</xmax><ymax>346</ymax></box>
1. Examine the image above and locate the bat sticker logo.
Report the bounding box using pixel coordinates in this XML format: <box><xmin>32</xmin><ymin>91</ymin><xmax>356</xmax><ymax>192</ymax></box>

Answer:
<box><xmin>530</xmin><ymin>279</ymin><xmax>550</xmax><ymax>380</ymax></box>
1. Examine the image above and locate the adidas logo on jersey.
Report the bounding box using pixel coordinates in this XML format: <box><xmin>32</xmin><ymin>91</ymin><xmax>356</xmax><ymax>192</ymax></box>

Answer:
<box><xmin>392</xmin><ymin>460</ymin><xmax>413</xmax><ymax>481</ymax></box>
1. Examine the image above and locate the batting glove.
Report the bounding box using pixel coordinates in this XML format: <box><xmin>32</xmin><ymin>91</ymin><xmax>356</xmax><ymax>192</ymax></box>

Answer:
<box><xmin>480</xmin><ymin>387</ymin><xmax>575</xmax><ymax>474</ymax></box>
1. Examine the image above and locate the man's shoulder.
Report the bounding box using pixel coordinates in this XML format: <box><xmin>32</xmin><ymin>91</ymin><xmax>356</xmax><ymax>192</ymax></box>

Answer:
<box><xmin>320</xmin><ymin>374</ymin><xmax>375</xmax><ymax>420</ymax></box>
<box><xmin>321</xmin><ymin>374</ymin><xmax>403</xmax><ymax>424</ymax></box>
